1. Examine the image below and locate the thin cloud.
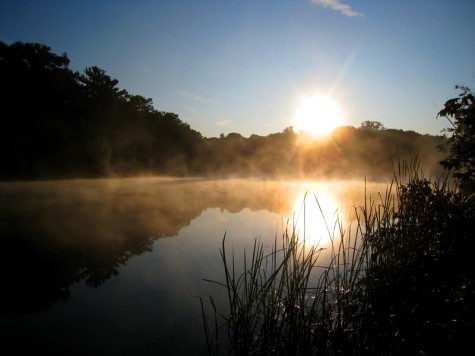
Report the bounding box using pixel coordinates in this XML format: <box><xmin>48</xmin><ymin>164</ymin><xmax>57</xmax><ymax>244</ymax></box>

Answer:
<box><xmin>312</xmin><ymin>0</ymin><xmax>364</xmax><ymax>17</ymax></box>
<box><xmin>178</xmin><ymin>91</ymin><xmax>221</xmax><ymax>104</ymax></box>
<box><xmin>215</xmin><ymin>119</ymin><xmax>230</xmax><ymax>127</ymax></box>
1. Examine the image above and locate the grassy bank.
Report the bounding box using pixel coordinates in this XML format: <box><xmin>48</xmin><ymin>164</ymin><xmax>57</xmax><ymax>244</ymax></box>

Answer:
<box><xmin>201</xmin><ymin>160</ymin><xmax>475</xmax><ymax>355</ymax></box>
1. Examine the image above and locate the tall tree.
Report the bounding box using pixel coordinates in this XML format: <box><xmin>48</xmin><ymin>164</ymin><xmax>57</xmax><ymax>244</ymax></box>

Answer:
<box><xmin>78</xmin><ymin>66</ymin><xmax>127</xmax><ymax>102</ymax></box>
<box><xmin>0</xmin><ymin>41</ymin><xmax>79</xmax><ymax>178</ymax></box>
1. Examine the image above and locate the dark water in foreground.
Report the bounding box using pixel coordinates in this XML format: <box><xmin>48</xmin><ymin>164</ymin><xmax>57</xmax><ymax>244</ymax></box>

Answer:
<box><xmin>0</xmin><ymin>177</ymin><xmax>387</xmax><ymax>355</ymax></box>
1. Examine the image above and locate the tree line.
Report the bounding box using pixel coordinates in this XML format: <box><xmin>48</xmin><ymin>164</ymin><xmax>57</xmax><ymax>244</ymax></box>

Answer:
<box><xmin>0</xmin><ymin>41</ymin><xmax>445</xmax><ymax>180</ymax></box>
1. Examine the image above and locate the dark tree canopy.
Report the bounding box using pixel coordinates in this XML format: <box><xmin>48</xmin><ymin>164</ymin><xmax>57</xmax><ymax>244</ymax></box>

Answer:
<box><xmin>79</xmin><ymin>66</ymin><xmax>127</xmax><ymax>101</ymax></box>
<box><xmin>0</xmin><ymin>42</ymin><xmax>79</xmax><ymax>177</ymax></box>
<box><xmin>0</xmin><ymin>41</ymin><xmax>444</xmax><ymax>181</ymax></box>
<box><xmin>438</xmin><ymin>85</ymin><xmax>475</xmax><ymax>195</ymax></box>
<box><xmin>360</xmin><ymin>120</ymin><xmax>385</xmax><ymax>131</ymax></box>
<box><xmin>0</xmin><ymin>41</ymin><xmax>204</xmax><ymax>179</ymax></box>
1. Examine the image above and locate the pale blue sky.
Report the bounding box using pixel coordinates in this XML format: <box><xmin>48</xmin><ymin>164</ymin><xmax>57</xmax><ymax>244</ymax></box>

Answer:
<box><xmin>1</xmin><ymin>0</ymin><xmax>474</xmax><ymax>137</ymax></box>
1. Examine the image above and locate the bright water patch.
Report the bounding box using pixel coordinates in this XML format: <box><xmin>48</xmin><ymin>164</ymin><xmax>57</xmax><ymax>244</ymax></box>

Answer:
<box><xmin>0</xmin><ymin>177</ymin><xmax>389</xmax><ymax>355</ymax></box>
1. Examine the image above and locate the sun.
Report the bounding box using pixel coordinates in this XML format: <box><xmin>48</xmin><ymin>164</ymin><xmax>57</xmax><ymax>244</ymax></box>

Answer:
<box><xmin>294</xmin><ymin>94</ymin><xmax>344</xmax><ymax>136</ymax></box>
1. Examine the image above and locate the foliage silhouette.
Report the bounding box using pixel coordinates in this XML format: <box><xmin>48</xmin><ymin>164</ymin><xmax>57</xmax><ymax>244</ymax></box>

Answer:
<box><xmin>438</xmin><ymin>85</ymin><xmax>475</xmax><ymax>195</ymax></box>
<box><xmin>201</xmin><ymin>161</ymin><xmax>475</xmax><ymax>355</ymax></box>
<box><xmin>0</xmin><ymin>41</ymin><xmax>444</xmax><ymax>181</ymax></box>
<box><xmin>360</xmin><ymin>120</ymin><xmax>385</xmax><ymax>130</ymax></box>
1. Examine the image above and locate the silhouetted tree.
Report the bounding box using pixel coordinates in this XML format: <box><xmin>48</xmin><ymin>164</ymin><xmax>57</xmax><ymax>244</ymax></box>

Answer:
<box><xmin>360</xmin><ymin>120</ymin><xmax>385</xmax><ymax>130</ymax></box>
<box><xmin>0</xmin><ymin>41</ymin><xmax>80</xmax><ymax>178</ymax></box>
<box><xmin>0</xmin><ymin>41</ymin><xmax>445</xmax><ymax>180</ymax></box>
<box><xmin>438</xmin><ymin>85</ymin><xmax>475</xmax><ymax>195</ymax></box>
<box><xmin>79</xmin><ymin>66</ymin><xmax>128</xmax><ymax>102</ymax></box>
<box><xmin>126</xmin><ymin>94</ymin><xmax>155</xmax><ymax>113</ymax></box>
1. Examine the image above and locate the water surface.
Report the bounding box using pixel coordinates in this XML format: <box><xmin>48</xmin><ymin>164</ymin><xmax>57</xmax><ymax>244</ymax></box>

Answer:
<box><xmin>0</xmin><ymin>177</ymin><xmax>388</xmax><ymax>355</ymax></box>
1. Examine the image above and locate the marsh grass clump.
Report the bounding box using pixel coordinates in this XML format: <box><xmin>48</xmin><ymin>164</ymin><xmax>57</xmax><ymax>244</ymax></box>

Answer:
<box><xmin>201</xmin><ymin>160</ymin><xmax>475</xmax><ymax>355</ymax></box>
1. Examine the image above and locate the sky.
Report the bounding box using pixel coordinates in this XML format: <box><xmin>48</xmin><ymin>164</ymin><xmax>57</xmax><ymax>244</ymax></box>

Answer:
<box><xmin>1</xmin><ymin>0</ymin><xmax>474</xmax><ymax>138</ymax></box>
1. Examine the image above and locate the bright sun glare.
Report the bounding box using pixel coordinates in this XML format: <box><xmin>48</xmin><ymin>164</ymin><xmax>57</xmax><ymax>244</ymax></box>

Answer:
<box><xmin>294</xmin><ymin>94</ymin><xmax>344</xmax><ymax>136</ymax></box>
<box><xmin>292</xmin><ymin>191</ymin><xmax>340</xmax><ymax>247</ymax></box>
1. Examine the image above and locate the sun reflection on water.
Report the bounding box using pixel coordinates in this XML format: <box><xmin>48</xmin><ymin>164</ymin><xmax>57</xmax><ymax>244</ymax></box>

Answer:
<box><xmin>291</xmin><ymin>189</ymin><xmax>341</xmax><ymax>247</ymax></box>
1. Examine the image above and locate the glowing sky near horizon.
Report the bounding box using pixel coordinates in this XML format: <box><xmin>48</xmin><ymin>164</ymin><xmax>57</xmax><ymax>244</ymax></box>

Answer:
<box><xmin>0</xmin><ymin>0</ymin><xmax>474</xmax><ymax>138</ymax></box>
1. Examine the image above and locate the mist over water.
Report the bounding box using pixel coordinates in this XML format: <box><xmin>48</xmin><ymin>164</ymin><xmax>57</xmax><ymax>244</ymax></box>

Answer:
<box><xmin>0</xmin><ymin>177</ymin><xmax>389</xmax><ymax>355</ymax></box>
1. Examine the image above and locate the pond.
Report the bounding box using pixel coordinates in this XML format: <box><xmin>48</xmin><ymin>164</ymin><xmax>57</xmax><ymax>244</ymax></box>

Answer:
<box><xmin>0</xmin><ymin>177</ymin><xmax>389</xmax><ymax>355</ymax></box>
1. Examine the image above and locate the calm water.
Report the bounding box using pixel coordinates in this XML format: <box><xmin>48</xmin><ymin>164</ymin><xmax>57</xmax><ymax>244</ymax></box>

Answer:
<box><xmin>0</xmin><ymin>177</ymin><xmax>388</xmax><ymax>355</ymax></box>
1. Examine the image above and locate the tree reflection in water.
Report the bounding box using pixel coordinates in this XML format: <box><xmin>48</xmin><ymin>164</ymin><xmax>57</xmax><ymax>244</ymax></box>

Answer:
<box><xmin>0</xmin><ymin>177</ymin><xmax>296</xmax><ymax>315</ymax></box>
<box><xmin>0</xmin><ymin>177</ymin><xmax>387</xmax><ymax>355</ymax></box>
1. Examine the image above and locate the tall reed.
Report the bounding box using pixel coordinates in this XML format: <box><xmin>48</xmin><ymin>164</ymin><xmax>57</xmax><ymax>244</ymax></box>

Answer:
<box><xmin>200</xmin><ymin>159</ymin><xmax>473</xmax><ymax>355</ymax></box>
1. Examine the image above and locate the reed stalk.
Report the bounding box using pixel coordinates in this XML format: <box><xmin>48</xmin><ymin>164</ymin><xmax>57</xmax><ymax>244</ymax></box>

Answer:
<box><xmin>200</xmin><ymin>159</ymin><xmax>474</xmax><ymax>355</ymax></box>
